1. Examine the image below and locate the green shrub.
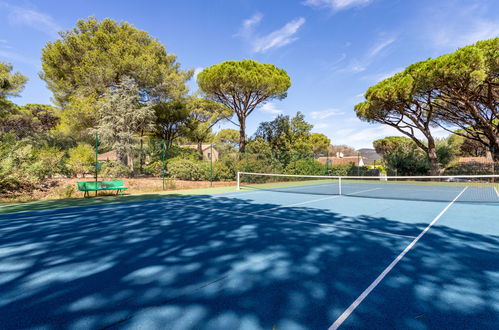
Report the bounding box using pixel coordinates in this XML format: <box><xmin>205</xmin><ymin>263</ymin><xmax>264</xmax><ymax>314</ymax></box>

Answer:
<box><xmin>168</xmin><ymin>159</ymin><xmax>205</xmax><ymax>181</ymax></box>
<box><xmin>100</xmin><ymin>161</ymin><xmax>132</xmax><ymax>178</ymax></box>
<box><xmin>54</xmin><ymin>184</ymin><xmax>75</xmax><ymax>198</ymax></box>
<box><xmin>27</xmin><ymin>147</ymin><xmax>65</xmax><ymax>181</ymax></box>
<box><xmin>444</xmin><ymin>161</ymin><xmax>497</xmax><ymax>175</ymax></box>
<box><xmin>214</xmin><ymin>158</ymin><xmax>237</xmax><ymax>181</ymax></box>
<box><xmin>143</xmin><ymin>160</ymin><xmax>164</xmax><ymax>176</ymax></box>
<box><xmin>67</xmin><ymin>143</ymin><xmax>94</xmax><ymax>177</ymax></box>
<box><xmin>0</xmin><ymin>176</ymin><xmax>23</xmax><ymax>193</ymax></box>
<box><xmin>286</xmin><ymin>158</ymin><xmax>324</xmax><ymax>175</ymax></box>
<box><xmin>327</xmin><ymin>164</ymin><xmax>352</xmax><ymax>176</ymax></box>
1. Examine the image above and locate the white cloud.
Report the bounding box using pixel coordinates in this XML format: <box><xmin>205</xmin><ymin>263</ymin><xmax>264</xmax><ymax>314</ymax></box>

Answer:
<box><xmin>367</xmin><ymin>37</ymin><xmax>396</xmax><ymax>58</ymax></box>
<box><xmin>333</xmin><ymin>125</ymin><xmax>399</xmax><ymax>148</ymax></box>
<box><xmin>193</xmin><ymin>67</ymin><xmax>204</xmax><ymax>79</ymax></box>
<box><xmin>431</xmin><ymin>19</ymin><xmax>499</xmax><ymax>49</ymax></box>
<box><xmin>333</xmin><ymin>122</ymin><xmax>451</xmax><ymax>149</ymax></box>
<box><xmin>259</xmin><ymin>102</ymin><xmax>284</xmax><ymax>115</ymax></box>
<box><xmin>303</xmin><ymin>0</ymin><xmax>373</xmax><ymax>11</ymax></box>
<box><xmin>0</xmin><ymin>50</ymin><xmax>39</xmax><ymax>68</ymax></box>
<box><xmin>341</xmin><ymin>36</ymin><xmax>396</xmax><ymax>73</ymax></box>
<box><xmin>252</xmin><ymin>17</ymin><xmax>306</xmax><ymax>53</ymax></box>
<box><xmin>362</xmin><ymin>67</ymin><xmax>403</xmax><ymax>83</ymax></box>
<box><xmin>423</xmin><ymin>3</ymin><xmax>499</xmax><ymax>50</ymax></box>
<box><xmin>238</xmin><ymin>14</ymin><xmax>306</xmax><ymax>53</ymax></box>
<box><xmin>238</xmin><ymin>13</ymin><xmax>263</xmax><ymax>37</ymax></box>
<box><xmin>314</xmin><ymin>123</ymin><xmax>330</xmax><ymax>129</ymax></box>
<box><xmin>1</xmin><ymin>2</ymin><xmax>61</xmax><ymax>38</ymax></box>
<box><xmin>310</xmin><ymin>108</ymin><xmax>344</xmax><ymax>120</ymax></box>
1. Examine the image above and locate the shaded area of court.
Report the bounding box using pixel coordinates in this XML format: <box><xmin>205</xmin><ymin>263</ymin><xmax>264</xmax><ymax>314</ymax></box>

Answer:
<box><xmin>0</xmin><ymin>190</ymin><xmax>497</xmax><ymax>329</ymax></box>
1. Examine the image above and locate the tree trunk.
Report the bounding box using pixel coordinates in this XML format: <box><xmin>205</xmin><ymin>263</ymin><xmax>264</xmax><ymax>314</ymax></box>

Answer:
<box><xmin>239</xmin><ymin>116</ymin><xmax>246</xmax><ymax>153</ymax></box>
<box><xmin>128</xmin><ymin>151</ymin><xmax>134</xmax><ymax>176</ymax></box>
<box><xmin>139</xmin><ymin>133</ymin><xmax>144</xmax><ymax>174</ymax></box>
<box><xmin>427</xmin><ymin>138</ymin><xmax>439</xmax><ymax>175</ymax></box>
<box><xmin>118</xmin><ymin>151</ymin><xmax>128</xmax><ymax>167</ymax></box>
<box><xmin>197</xmin><ymin>141</ymin><xmax>203</xmax><ymax>160</ymax></box>
<box><xmin>491</xmin><ymin>137</ymin><xmax>499</xmax><ymax>162</ymax></box>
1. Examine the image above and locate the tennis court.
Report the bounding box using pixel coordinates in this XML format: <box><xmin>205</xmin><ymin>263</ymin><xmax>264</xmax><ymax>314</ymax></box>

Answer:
<box><xmin>0</xmin><ymin>174</ymin><xmax>498</xmax><ymax>329</ymax></box>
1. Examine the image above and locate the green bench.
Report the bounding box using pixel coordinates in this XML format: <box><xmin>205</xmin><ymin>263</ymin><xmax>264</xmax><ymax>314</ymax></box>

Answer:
<box><xmin>77</xmin><ymin>180</ymin><xmax>128</xmax><ymax>197</ymax></box>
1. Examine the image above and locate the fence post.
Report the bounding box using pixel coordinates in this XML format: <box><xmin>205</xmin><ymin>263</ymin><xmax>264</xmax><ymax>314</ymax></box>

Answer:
<box><xmin>161</xmin><ymin>140</ymin><xmax>165</xmax><ymax>190</ymax></box>
<box><xmin>95</xmin><ymin>132</ymin><xmax>98</xmax><ymax>197</ymax></box>
<box><xmin>210</xmin><ymin>144</ymin><xmax>213</xmax><ymax>187</ymax></box>
<box><xmin>236</xmin><ymin>172</ymin><xmax>240</xmax><ymax>190</ymax></box>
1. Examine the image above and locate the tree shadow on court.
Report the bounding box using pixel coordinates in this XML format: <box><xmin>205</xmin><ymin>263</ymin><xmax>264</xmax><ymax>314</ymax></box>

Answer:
<box><xmin>0</xmin><ymin>195</ymin><xmax>497</xmax><ymax>329</ymax></box>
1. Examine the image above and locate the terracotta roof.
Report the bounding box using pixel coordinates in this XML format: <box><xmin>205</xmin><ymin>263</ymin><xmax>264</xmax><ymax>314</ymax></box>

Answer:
<box><xmin>458</xmin><ymin>157</ymin><xmax>494</xmax><ymax>164</ymax></box>
<box><xmin>182</xmin><ymin>144</ymin><xmax>218</xmax><ymax>152</ymax></box>
<box><xmin>317</xmin><ymin>156</ymin><xmax>363</xmax><ymax>166</ymax></box>
<box><xmin>97</xmin><ymin>150</ymin><xmax>118</xmax><ymax>161</ymax></box>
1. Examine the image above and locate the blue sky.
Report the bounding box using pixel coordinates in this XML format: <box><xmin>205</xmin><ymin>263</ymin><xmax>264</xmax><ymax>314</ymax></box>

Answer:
<box><xmin>1</xmin><ymin>0</ymin><xmax>499</xmax><ymax>148</ymax></box>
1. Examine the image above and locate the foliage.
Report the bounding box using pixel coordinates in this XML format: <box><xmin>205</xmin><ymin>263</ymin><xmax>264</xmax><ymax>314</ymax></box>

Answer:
<box><xmin>327</xmin><ymin>164</ymin><xmax>353</xmax><ymax>176</ymax></box>
<box><xmin>285</xmin><ymin>158</ymin><xmax>324</xmax><ymax>175</ymax></box>
<box><xmin>383</xmin><ymin>145</ymin><xmax>429</xmax><ymax>175</ymax></box>
<box><xmin>429</xmin><ymin>38</ymin><xmax>499</xmax><ymax>159</ymax></box>
<box><xmin>309</xmin><ymin>133</ymin><xmax>331</xmax><ymax>154</ymax></box>
<box><xmin>96</xmin><ymin>75</ymin><xmax>155</xmax><ymax>171</ymax></box>
<box><xmin>143</xmin><ymin>160</ymin><xmax>163</xmax><ymax>176</ymax></box>
<box><xmin>253</xmin><ymin>112</ymin><xmax>315</xmax><ymax>166</ymax></box>
<box><xmin>67</xmin><ymin>143</ymin><xmax>95</xmax><ymax>177</ymax></box>
<box><xmin>198</xmin><ymin>59</ymin><xmax>291</xmax><ymax>151</ymax></box>
<box><xmin>0</xmin><ymin>104</ymin><xmax>59</xmax><ymax>139</ymax></box>
<box><xmin>31</xmin><ymin>147</ymin><xmax>66</xmax><ymax>180</ymax></box>
<box><xmin>215</xmin><ymin>129</ymin><xmax>240</xmax><ymax>151</ymax></box>
<box><xmin>355</xmin><ymin>67</ymin><xmax>440</xmax><ymax>174</ymax></box>
<box><xmin>41</xmin><ymin>17</ymin><xmax>191</xmax><ymax>135</ymax></box>
<box><xmin>444</xmin><ymin>161</ymin><xmax>498</xmax><ymax>175</ymax></box>
<box><xmin>356</xmin><ymin>37</ymin><xmax>499</xmax><ymax>167</ymax></box>
<box><xmin>0</xmin><ymin>62</ymin><xmax>27</xmax><ymax>110</ymax></box>
<box><xmin>167</xmin><ymin>159</ymin><xmax>209</xmax><ymax>181</ymax></box>
<box><xmin>100</xmin><ymin>161</ymin><xmax>132</xmax><ymax>178</ymax></box>
<box><xmin>0</xmin><ymin>176</ymin><xmax>23</xmax><ymax>194</ymax></box>
<box><xmin>435</xmin><ymin>138</ymin><xmax>458</xmax><ymax>168</ymax></box>
<box><xmin>447</xmin><ymin>129</ymin><xmax>490</xmax><ymax>157</ymax></box>
<box><xmin>183</xmin><ymin>97</ymin><xmax>232</xmax><ymax>157</ymax></box>
<box><xmin>153</xmin><ymin>99</ymin><xmax>190</xmax><ymax>149</ymax></box>
<box><xmin>373</xmin><ymin>136</ymin><xmax>414</xmax><ymax>155</ymax></box>
<box><xmin>213</xmin><ymin>157</ymin><xmax>237</xmax><ymax>181</ymax></box>
<box><xmin>55</xmin><ymin>95</ymin><xmax>98</xmax><ymax>139</ymax></box>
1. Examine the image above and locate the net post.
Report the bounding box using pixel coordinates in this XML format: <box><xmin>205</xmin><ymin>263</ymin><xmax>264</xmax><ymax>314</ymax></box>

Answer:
<box><xmin>339</xmin><ymin>177</ymin><xmax>342</xmax><ymax>195</ymax></box>
<box><xmin>237</xmin><ymin>172</ymin><xmax>240</xmax><ymax>190</ymax></box>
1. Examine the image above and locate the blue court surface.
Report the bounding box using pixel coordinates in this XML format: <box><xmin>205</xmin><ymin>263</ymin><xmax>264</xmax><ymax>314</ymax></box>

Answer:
<box><xmin>0</xmin><ymin>188</ymin><xmax>498</xmax><ymax>329</ymax></box>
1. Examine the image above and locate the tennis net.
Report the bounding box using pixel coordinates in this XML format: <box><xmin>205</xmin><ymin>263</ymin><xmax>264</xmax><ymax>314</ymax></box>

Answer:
<box><xmin>237</xmin><ymin>172</ymin><xmax>499</xmax><ymax>203</ymax></box>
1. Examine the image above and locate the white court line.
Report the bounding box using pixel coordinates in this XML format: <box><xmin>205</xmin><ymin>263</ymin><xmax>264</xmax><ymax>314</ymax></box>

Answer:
<box><xmin>495</xmin><ymin>187</ymin><xmax>499</xmax><ymax>199</ymax></box>
<box><xmin>167</xmin><ymin>200</ymin><xmax>417</xmax><ymax>239</ymax></box>
<box><xmin>253</xmin><ymin>187</ymin><xmax>382</xmax><ymax>214</ymax></box>
<box><xmin>328</xmin><ymin>186</ymin><xmax>468</xmax><ymax>330</ymax></box>
<box><xmin>251</xmin><ymin>195</ymin><xmax>341</xmax><ymax>213</ymax></box>
<box><xmin>343</xmin><ymin>187</ymin><xmax>382</xmax><ymax>196</ymax></box>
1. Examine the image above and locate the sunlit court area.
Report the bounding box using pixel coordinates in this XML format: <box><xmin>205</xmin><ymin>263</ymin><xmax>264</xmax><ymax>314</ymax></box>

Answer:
<box><xmin>1</xmin><ymin>0</ymin><xmax>499</xmax><ymax>329</ymax></box>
